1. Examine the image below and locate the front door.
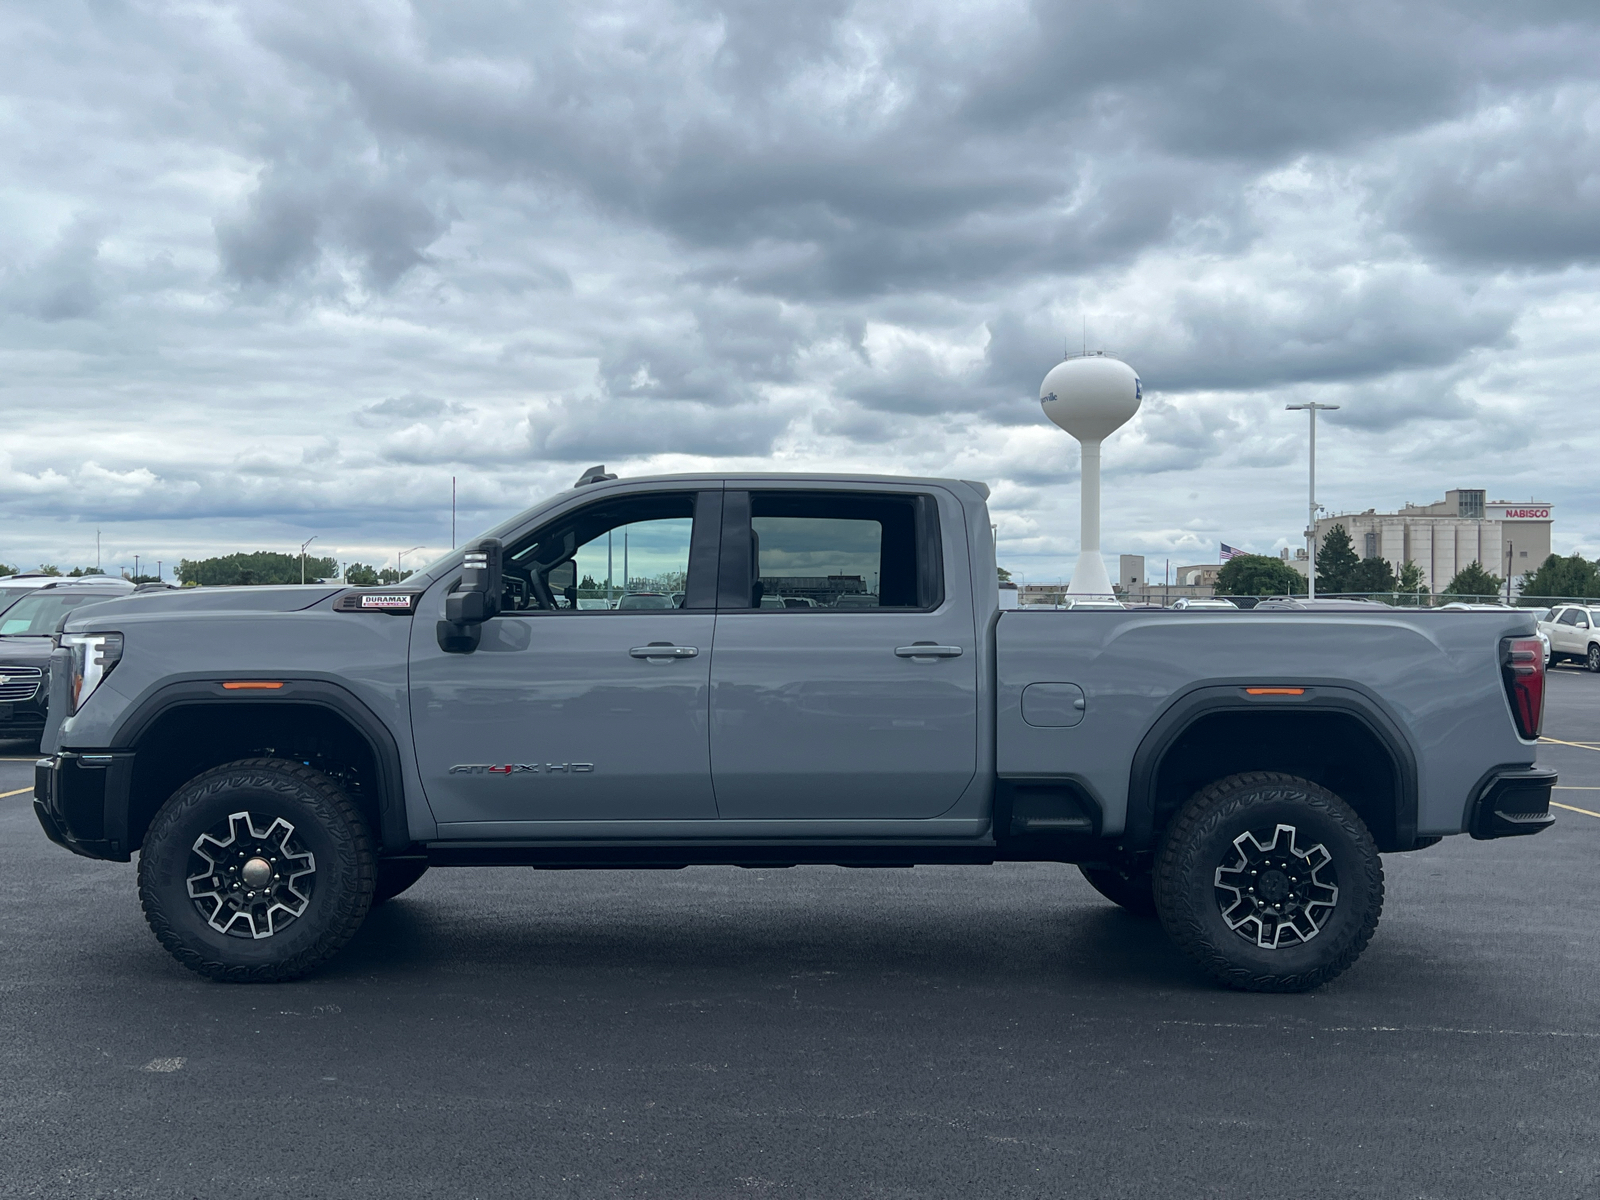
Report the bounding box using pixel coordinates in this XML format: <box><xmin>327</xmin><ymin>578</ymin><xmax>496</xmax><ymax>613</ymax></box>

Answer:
<box><xmin>707</xmin><ymin>487</ymin><xmax>978</xmax><ymax>820</ymax></box>
<box><xmin>410</xmin><ymin>488</ymin><xmax>722</xmax><ymax>830</ymax></box>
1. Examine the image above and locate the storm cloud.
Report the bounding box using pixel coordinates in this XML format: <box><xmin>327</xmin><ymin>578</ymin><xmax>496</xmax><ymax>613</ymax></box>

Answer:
<box><xmin>2</xmin><ymin>0</ymin><xmax>1599</xmax><ymax>578</ymax></box>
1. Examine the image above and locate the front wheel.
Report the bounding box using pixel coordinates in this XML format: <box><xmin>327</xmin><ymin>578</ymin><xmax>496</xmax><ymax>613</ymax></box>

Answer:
<box><xmin>1154</xmin><ymin>772</ymin><xmax>1383</xmax><ymax>993</ymax></box>
<box><xmin>1588</xmin><ymin>644</ymin><xmax>1600</xmax><ymax>673</ymax></box>
<box><xmin>138</xmin><ymin>758</ymin><xmax>376</xmax><ymax>982</ymax></box>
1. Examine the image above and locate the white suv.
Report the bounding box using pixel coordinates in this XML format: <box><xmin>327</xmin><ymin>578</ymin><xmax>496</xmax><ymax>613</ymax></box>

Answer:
<box><xmin>1542</xmin><ymin>605</ymin><xmax>1600</xmax><ymax>672</ymax></box>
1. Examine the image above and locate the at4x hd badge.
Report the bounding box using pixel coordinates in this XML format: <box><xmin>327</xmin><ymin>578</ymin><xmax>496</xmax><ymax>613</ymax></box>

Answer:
<box><xmin>449</xmin><ymin>763</ymin><xmax>596</xmax><ymax>775</ymax></box>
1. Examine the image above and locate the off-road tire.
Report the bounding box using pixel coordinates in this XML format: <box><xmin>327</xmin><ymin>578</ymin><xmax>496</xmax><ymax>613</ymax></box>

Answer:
<box><xmin>1154</xmin><ymin>771</ymin><xmax>1384</xmax><ymax>993</ymax></box>
<box><xmin>138</xmin><ymin>758</ymin><xmax>375</xmax><ymax>982</ymax></box>
<box><xmin>372</xmin><ymin>858</ymin><xmax>430</xmax><ymax>905</ymax></box>
<box><xmin>1078</xmin><ymin>863</ymin><xmax>1158</xmax><ymax>917</ymax></box>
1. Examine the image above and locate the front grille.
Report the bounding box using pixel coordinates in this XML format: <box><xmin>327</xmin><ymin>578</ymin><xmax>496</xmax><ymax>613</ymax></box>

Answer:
<box><xmin>0</xmin><ymin>666</ymin><xmax>43</xmax><ymax>701</ymax></box>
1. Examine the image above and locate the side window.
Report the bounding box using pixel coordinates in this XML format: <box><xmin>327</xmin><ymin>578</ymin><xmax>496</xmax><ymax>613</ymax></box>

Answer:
<box><xmin>1557</xmin><ymin>609</ymin><xmax>1580</xmax><ymax>626</ymax></box>
<box><xmin>1578</xmin><ymin>612</ymin><xmax>1592</xmax><ymax>630</ymax></box>
<box><xmin>733</xmin><ymin>491</ymin><xmax>942</xmax><ymax>610</ymax></box>
<box><xmin>502</xmin><ymin>492</ymin><xmax>703</xmax><ymax>612</ymax></box>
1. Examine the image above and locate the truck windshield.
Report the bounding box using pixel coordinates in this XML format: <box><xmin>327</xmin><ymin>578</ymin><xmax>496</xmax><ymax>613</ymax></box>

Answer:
<box><xmin>0</xmin><ymin>592</ymin><xmax>114</xmax><ymax>636</ymax></box>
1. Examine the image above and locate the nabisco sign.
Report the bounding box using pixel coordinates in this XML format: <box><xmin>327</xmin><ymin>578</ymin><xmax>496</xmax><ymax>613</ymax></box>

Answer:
<box><xmin>1486</xmin><ymin>503</ymin><xmax>1552</xmax><ymax>522</ymax></box>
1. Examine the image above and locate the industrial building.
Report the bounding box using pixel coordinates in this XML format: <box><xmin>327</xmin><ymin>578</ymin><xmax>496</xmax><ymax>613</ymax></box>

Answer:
<box><xmin>1305</xmin><ymin>489</ymin><xmax>1552</xmax><ymax>591</ymax></box>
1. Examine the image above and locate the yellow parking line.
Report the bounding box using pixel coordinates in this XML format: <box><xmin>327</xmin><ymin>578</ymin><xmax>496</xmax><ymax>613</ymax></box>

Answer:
<box><xmin>0</xmin><ymin>786</ymin><xmax>30</xmax><ymax>799</ymax></box>
<box><xmin>1539</xmin><ymin>737</ymin><xmax>1600</xmax><ymax>751</ymax></box>
<box><xmin>1552</xmin><ymin>801</ymin><xmax>1600</xmax><ymax>820</ymax></box>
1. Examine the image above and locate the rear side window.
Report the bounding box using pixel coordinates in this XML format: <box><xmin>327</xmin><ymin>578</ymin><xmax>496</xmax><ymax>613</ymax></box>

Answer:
<box><xmin>730</xmin><ymin>491</ymin><xmax>943</xmax><ymax>610</ymax></box>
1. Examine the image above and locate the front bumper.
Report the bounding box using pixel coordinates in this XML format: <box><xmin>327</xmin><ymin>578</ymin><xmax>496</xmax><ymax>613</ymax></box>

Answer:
<box><xmin>33</xmin><ymin>752</ymin><xmax>135</xmax><ymax>862</ymax></box>
<box><xmin>1469</xmin><ymin>766</ymin><xmax>1559</xmax><ymax>840</ymax></box>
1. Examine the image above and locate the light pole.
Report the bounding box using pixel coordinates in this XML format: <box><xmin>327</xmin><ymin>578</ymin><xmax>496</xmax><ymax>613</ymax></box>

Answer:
<box><xmin>1285</xmin><ymin>402</ymin><xmax>1340</xmax><ymax>599</ymax></box>
<box><xmin>397</xmin><ymin>545</ymin><xmax>423</xmax><ymax>581</ymax></box>
<box><xmin>300</xmin><ymin>536</ymin><xmax>318</xmax><ymax>585</ymax></box>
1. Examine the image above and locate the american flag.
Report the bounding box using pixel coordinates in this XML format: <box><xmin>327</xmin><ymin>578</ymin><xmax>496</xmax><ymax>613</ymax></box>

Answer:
<box><xmin>1220</xmin><ymin>543</ymin><xmax>1244</xmax><ymax>562</ymax></box>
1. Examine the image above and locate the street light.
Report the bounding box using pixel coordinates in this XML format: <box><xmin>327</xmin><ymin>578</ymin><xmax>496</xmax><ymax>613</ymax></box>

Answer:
<box><xmin>1285</xmin><ymin>402</ymin><xmax>1340</xmax><ymax>600</ymax></box>
<box><xmin>300</xmin><ymin>536</ymin><xmax>318</xmax><ymax>585</ymax></box>
<box><xmin>397</xmin><ymin>545</ymin><xmax>423</xmax><ymax>581</ymax></box>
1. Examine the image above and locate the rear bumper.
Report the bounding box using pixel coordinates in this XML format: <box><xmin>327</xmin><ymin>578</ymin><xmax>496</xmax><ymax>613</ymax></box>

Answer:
<box><xmin>1469</xmin><ymin>766</ymin><xmax>1558</xmax><ymax>840</ymax></box>
<box><xmin>33</xmin><ymin>752</ymin><xmax>135</xmax><ymax>862</ymax></box>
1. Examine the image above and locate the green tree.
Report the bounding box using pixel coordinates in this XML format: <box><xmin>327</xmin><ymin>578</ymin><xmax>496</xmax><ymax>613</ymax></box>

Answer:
<box><xmin>1215</xmin><ymin>554</ymin><xmax>1305</xmax><ymax>597</ymax></box>
<box><xmin>38</xmin><ymin>564</ymin><xmax>62</xmax><ymax>576</ymax></box>
<box><xmin>1395</xmin><ymin>560</ymin><xmax>1427</xmax><ymax>604</ymax></box>
<box><xmin>579</xmin><ymin>573</ymin><xmax>599</xmax><ymax>591</ymax></box>
<box><xmin>1345</xmin><ymin>556</ymin><xmax>1397</xmax><ymax>595</ymax></box>
<box><xmin>377</xmin><ymin>568</ymin><xmax>414</xmax><ymax>585</ymax></box>
<box><xmin>1520</xmin><ymin>553</ymin><xmax>1600</xmax><ymax>601</ymax></box>
<box><xmin>0</xmin><ymin>563</ymin><xmax>17</xmax><ymax>577</ymax></box>
<box><xmin>1314</xmin><ymin>524</ymin><xmax>1359</xmax><ymax>594</ymax></box>
<box><xmin>997</xmin><ymin>566</ymin><xmax>1013</xmax><ymax>583</ymax></box>
<box><xmin>1443</xmin><ymin>561</ymin><xmax>1503</xmax><ymax>600</ymax></box>
<box><xmin>344</xmin><ymin>563</ymin><xmax>380</xmax><ymax>586</ymax></box>
<box><xmin>67</xmin><ymin>567</ymin><xmax>106</xmax><ymax>577</ymax></box>
<box><xmin>178</xmin><ymin>551</ymin><xmax>339</xmax><ymax>586</ymax></box>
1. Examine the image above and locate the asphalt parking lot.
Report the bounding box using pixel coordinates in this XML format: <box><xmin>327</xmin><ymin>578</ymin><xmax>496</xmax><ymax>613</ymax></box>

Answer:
<box><xmin>3</xmin><ymin>671</ymin><xmax>1599</xmax><ymax>1199</ymax></box>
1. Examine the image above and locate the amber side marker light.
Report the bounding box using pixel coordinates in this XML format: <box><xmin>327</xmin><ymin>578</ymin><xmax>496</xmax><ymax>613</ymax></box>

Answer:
<box><xmin>222</xmin><ymin>681</ymin><xmax>284</xmax><ymax>690</ymax></box>
<box><xmin>1245</xmin><ymin>687</ymin><xmax>1305</xmax><ymax>695</ymax></box>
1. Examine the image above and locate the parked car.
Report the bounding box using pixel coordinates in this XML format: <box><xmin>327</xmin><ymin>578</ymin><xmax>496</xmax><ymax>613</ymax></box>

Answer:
<box><xmin>0</xmin><ymin>573</ymin><xmax>134</xmax><ymax>618</ymax></box>
<box><xmin>1171</xmin><ymin>597</ymin><xmax>1238</xmax><ymax>610</ymax></box>
<box><xmin>1541</xmin><ymin>604</ymin><xmax>1600</xmax><ymax>672</ymax></box>
<box><xmin>0</xmin><ymin>583</ymin><xmax>133</xmax><ymax>746</ymax></box>
<box><xmin>1252</xmin><ymin>597</ymin><xmax>1391</xmax><ymax>611</ymax></box>
<box><xmin>36</xmin><ymin>470</ymin><xmax>1554</xmax><ymax>993</ymax></box>
<box><xmin>616</xmin><ymin>591</ymin><xmax>674</xmax><ymax>609</ymax></box>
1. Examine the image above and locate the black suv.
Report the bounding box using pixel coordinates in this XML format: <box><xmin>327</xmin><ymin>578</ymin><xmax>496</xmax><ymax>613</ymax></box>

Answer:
<box><xmin>0</xmin><ymin>582</ymin><xmax>136</xmax><ymax>747</ymax></box>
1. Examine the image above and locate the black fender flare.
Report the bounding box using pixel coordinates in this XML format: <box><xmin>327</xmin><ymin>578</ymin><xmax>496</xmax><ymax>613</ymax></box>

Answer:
<box><xmin>1123</xmin><ymin>682</ymin><xmax>1420</xmax><ymax>853</ymax></box>
<box><xmin>109</xmin><ymin>678</ymin><xmax>413</xmax><ymax>853</ymax></box>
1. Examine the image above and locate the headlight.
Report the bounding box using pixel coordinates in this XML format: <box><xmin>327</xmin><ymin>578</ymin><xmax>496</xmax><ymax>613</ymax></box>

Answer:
<box><xmin>61</xmin><ymin>633</ymin><xmax>123</xmax><ymax>713</ymax></box>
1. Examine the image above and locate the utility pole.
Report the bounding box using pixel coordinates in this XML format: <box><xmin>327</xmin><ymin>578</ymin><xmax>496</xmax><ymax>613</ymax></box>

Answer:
<box><xmin>156</xmin><ymin>560</ymin><xmax>161</xmax><ymax>582</ymax></box>
<box><xmin>134</xmin><ymin>554</ymin><xmax>140</xmax><ymax>580</ymax></box>
<box><xmin>1506</xmin><ymin>541</ymin><xmax>1514</xmax><ymax>603</ymax></box>
<box><xmin>96</xmin><ymin>530</ymin><xmax>101</xmax><ymax>571</ymax></box>
<box><xmin>398</xmin><ymin>545</ymin><xmax>423</xmax><ymax>581</ymax></box>
<box><xmin>452</xmin><ymin>476</ymin><xmax>457</xmax><ymax>549</ymax></box>
<box><xmin>300</xmin><ymin>535</ymin><xmax>318</xmax><ymax>585</ymax></box>
<box><xmin>1285</xmin><ymin>402</ymin><xmax>1340</xmax><ymax>599</ymax></box>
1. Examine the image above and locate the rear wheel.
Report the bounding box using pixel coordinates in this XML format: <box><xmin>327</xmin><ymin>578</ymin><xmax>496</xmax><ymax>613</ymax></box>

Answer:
<box><xmin>138</xmin><ymin>758</ymin><xmax>375</xmax><ymax>982</ymax></box>
<box><xmin>1154</xmin><ymin>772</ymin><xmax>1383</xmax><ymax>993</ymax></box>
<box><xmin>1078</xmin><ymin>863</ymin><xmax>1158</xmax><ymax>917</ymax></box>
<box><xmin>1588</xmin><ymin>644</ymin><xmax>1600</xmax><ymax>673</ymax></box>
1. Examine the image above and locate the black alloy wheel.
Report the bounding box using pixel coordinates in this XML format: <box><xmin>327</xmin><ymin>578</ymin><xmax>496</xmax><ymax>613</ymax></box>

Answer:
<box><xmin>138</xmin><ymin>758</ymin><xmax>375</xmax><ymax>982</ymax></box>
<box><xmin>1078</xmin><ymin>862</ymin><xmax>1158</xmax><ymax>917</ymax></box>
<box><xmin>1154</xmin><ymin>772</ymin><xmax>1384</xmax><ymax>993</ymax></box>
<box><xmin>1588</xmin><ymin>644</ymin><xmax>1600</xmax><ymax>673</ymax></box>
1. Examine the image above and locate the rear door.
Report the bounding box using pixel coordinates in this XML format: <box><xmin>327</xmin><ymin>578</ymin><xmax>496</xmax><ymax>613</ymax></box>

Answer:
<box><xmin>707</xmin><ymin>486</ymin><xmax>978</xmax><ymax>820</ymax></box>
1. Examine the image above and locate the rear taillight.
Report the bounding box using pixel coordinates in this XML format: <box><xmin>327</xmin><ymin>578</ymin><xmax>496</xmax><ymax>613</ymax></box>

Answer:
<box><xmin>1501</xmin><ymin>637</ymin><xmax>1544</xmax><ymax>740</ymax></box>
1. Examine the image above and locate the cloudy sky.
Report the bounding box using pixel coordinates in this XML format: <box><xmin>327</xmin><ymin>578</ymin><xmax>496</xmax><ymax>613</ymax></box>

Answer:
<box><xmin>3</xmin><ymin>0</ymin><xmax>1598</xmax><ymax>582</ymax></box>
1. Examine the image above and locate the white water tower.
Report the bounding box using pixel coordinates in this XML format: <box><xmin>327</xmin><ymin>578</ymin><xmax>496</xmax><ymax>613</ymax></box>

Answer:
<box><xmin>1039</xmin><ymin>353</ymin><xmax>1142</xmax><ymax>597</ymax></box>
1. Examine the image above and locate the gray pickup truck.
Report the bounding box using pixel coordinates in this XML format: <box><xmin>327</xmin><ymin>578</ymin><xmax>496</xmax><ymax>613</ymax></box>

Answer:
<box><xmin>33</xmin><ymin>471</ymin><xmax>1556</xmax><ymax>992</ymax></box>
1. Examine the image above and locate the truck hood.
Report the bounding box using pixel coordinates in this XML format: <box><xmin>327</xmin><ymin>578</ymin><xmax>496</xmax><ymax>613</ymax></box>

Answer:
<box><xmin>61</xmin><ymin>585</ymin><xmax>345</xmax><ymax>628</ymax></box>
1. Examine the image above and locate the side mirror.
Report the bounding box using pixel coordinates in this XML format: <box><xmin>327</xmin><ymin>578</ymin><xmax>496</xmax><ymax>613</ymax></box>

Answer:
<box><xmin>439</xmin><ymin>538</ymin><xmax>502</xmax><ymax>652</ymax></box>
<box><xmin>445</xmin><ymin>538</ymin><xmax>502</xmax><ymax>625</ymax></box>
